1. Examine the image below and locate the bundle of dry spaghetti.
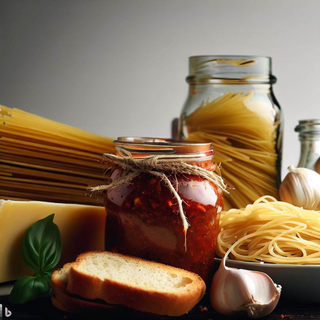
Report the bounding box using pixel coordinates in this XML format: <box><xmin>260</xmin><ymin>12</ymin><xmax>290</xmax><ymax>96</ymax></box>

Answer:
<box><xmin>216</xmin><ymin>196</ymin><xmax>320</xmax><ymax>264</ymax></box>
<box><xmin>0</xmin><ymin>105</ymin><xmax>114</xmax><ymax>205</ymax></box>
<box><xmin>184</xmin><ymin>91</ymin><xmax>279</xmax><ymax>210</ymax></box>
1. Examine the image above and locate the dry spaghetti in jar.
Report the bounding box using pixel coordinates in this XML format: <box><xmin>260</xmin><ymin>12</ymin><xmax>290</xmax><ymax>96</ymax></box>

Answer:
<box><xmin>179</xmin><ymin>56</ymin><xmax>283</xmax><ymax>210</ymax></box>
<box><xmin>92</xmin><ymin>137</ymin><xmax>225</xmax><ymax>284</ymax></box>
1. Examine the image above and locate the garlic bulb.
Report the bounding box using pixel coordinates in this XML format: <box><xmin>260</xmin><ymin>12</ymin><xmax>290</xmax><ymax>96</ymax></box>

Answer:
<box><xmin>279</xmin><ymin>165</ymin><xmax>320</xmax><ymax>210</ymax></box>
<box><xmin>210</xmin><ymin>252</ymin><xmax>281</xmax><ymax>318</ymax></box>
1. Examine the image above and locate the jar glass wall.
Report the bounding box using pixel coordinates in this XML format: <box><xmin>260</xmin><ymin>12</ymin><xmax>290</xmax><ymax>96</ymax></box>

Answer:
<box><xmin>104</xmin><ymin>137</ymin><xmax>224</xmax><ymax>284</ymax></box>
<box><xmin>179</xmin><ymin>56</ymin><xmax>283</xmax><ymax>210</ymax></box>
<box><xmin>295</xmin><ymin>119</ymin><xmax>320</xmax><ymax>173</ymax></box>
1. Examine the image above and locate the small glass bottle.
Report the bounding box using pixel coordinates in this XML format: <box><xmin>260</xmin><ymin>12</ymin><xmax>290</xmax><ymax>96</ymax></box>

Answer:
<box><xmin>179</xmin><ymin>55</ymin><xmax>283</xmax><ymax>210</ymax></box>
<box><xmin>295</xmin><ymin>119</ymin><xmax>320</xmax><ymax>174</ymax></box>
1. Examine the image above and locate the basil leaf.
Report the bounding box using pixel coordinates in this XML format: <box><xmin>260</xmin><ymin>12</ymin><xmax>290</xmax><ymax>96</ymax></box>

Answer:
<box><xmin>9</xmin><ymin>275</ymin><xmax>51</xmax><ymax>304</ymax></box>
<box><xmin>22</xmin><ymin>214</ymin><xmax>62</xmax><ymax>273</ymax></box>
<box><xmin>10</xmin><ymin>215</ymin><xmax>62</xmax><ymax>304</ymax></box>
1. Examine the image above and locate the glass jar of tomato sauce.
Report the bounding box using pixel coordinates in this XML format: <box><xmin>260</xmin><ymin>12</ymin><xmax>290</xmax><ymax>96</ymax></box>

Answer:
<box><xmin>104</xmin><ymin>137</ymin><xmax>224</xmax><ymax>283</ymax></box>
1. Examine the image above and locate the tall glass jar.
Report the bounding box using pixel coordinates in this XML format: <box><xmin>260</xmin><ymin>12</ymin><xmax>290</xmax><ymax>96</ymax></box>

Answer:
<box><xmin>179</xmin><ymin>56</ymin><xmax>283</xmax><ymax>210</ymax></box>
<box><xmin>104</xmin><ymin>137</ymin><xmax>224</xmax><ymax>284</ymax></box>
<box><xmin>295</xmin><ymin>119</ymin><xmax>320</xmax><ymax>174</ymax></box>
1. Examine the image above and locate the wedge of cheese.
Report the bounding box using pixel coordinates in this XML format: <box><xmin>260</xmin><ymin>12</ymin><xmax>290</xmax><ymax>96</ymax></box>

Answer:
<box><xmin>0</xmin><ymin>200</ymin><xmax>106</xmax><ymax>283</ymax></box>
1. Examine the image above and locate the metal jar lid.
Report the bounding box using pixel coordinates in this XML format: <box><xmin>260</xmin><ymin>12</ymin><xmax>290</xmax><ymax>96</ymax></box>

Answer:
<box><xmin>113</xmin><ymin>137</ymin><xmax>213</xmax><ymax>158</ymax></box>
<box><xmin>295</xmin><ymin>119</ymin><xmax>320</xmax><ymax>136</ymax></box>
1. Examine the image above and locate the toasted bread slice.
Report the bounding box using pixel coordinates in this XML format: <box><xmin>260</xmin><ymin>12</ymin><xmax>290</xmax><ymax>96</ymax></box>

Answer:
<box><xmin>51</xmin><ymin>263</ymin><xmax>73</xmax><ymax>298</ymax></box>
<box><xmin>51</xmin><ymin>262</ymin><xmax>120</xmax><ymax>313</ymax></box>
<box><xmin>66</xmin><ymin>251</ymin><xmax>206</xmax><ymax>316</ymax></box>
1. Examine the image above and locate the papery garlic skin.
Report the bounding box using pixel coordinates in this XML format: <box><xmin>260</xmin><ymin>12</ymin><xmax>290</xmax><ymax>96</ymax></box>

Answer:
<box><xmin>279</xmin><ymin>165</ymin><xmax>320</xmax><ymax>210</ymax></box>
<box><xmin>210</xmin><ymin>254</ymin><xmax>281</xmax><ymax>318</ymax></box>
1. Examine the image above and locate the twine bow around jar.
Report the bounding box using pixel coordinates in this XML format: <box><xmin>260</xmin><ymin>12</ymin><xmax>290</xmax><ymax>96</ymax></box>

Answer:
<box><xmin>89</xmin><ymin>149</ymin><xmax>227</xmax><ymax>249</ymax></box>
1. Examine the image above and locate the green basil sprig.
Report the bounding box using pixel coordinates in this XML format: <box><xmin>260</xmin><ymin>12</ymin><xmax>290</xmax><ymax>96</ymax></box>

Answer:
<box><xmin>9</xmin><ymin>214</ymin><xmax>62</xmax><ymax>304</ymax></box>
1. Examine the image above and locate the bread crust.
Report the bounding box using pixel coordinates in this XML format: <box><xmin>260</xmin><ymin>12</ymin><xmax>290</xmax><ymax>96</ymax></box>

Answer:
<box><xmin>66</xmin><ymin>251</ymin><xmax>206</xmax><ymax>316</ymax></box>
<box><xmin>52</xmin><ymin>296</ymin><xmax>71</xmax><ymax>313</ymax></box>
<box><xmin>51</xmin><ymin>263</ymin><xmax>73</xmax><ymax>298</ymax></box>
<box><xmin>51</xmin><ymin>262</ymin><xmax>120</xmax><ymax>313</ymax></box>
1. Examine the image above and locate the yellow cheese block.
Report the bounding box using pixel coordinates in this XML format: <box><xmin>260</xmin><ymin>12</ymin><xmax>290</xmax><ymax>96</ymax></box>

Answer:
<box><xmin>0</xmin><ymin>200</ymin><xmax>106</xmax><ymax>283</ymax></box>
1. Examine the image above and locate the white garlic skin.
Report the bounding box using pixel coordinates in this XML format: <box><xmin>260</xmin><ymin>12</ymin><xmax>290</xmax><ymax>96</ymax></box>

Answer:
<box><xmin>210</xmin><ymin>261</ymin><xmax>281</xmax><ymax>319</ymax></box>
<box><xmin>279</xmin><ymin>165</ymin><xmax>320</xmax><ymax>210</ymax></box>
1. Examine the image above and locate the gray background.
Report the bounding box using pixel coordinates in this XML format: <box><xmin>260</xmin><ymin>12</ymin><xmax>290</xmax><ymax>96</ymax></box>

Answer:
<box><xmin>1</xmin><ymin>0</ymin><xmax>319</xmax><ymax>177</ymax></box>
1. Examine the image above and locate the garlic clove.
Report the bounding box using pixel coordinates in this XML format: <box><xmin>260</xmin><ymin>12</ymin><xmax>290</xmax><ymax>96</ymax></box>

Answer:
<box><xmin>279</xmin><ymin>165</ymin><xmax>320</xmax><ymax>210</ymax></box>
<box><xmin>240</xmin><ymin>270</ymin><xmax>281</xmax><ymax>318</ymax></box>
<box><xmin>211</xmin><ymin>255</ymin><xmax>281</xmax><ymax>318</ymax></box>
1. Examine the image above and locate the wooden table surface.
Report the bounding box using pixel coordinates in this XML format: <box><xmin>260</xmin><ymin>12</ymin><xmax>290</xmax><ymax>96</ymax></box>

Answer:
<box><xmin>1</xmin><ymin>294</ymin><xmax>320</xmax><ymax>320</ymax></box>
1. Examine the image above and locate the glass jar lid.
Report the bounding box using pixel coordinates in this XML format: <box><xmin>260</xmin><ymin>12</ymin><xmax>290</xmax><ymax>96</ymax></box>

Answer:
<box><xmin>187</xmin><ymin>55</ymin><xmax>276</xmax><ymax>85</ymax></box>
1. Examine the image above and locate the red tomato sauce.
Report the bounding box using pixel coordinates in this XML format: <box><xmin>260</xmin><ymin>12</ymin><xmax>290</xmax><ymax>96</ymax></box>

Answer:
<box><xmin>105</xmin><ymin>162</ymin><xmax>223</xmax><ymax>284</ymax></box>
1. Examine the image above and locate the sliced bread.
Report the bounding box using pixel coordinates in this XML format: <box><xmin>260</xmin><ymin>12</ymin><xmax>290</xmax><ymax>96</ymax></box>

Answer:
<box><xmin>51</xmin><ymin>262</ymin><xmax>120</xmax><ymax>313</ymax></box>
<box><xmin>67</xmin><ymin>251</ymin><xmax>206</xmax><ymax>316</ymax></box>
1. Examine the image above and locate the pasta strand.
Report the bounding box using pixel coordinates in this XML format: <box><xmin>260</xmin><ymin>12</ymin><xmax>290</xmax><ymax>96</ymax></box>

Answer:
<box><xmin>185</xmin><ymin>91</ymin><xmax>279</xmax><ymax>209</ymax></box>
<box><xmin>216</xmin><ymin>196</ymin><xmax>320</xmax><ymax>264</ymax></box>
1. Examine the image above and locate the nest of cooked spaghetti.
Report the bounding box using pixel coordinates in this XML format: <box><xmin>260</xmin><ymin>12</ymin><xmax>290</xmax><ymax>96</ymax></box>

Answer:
<box><xmin>216</xmin><ymin>196</ymin><xmax>320</xmax><ymax>264</ymax></box>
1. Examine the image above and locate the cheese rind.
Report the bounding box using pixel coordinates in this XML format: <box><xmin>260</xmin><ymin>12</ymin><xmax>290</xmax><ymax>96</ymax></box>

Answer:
<box><xmin>0</xmin><ymin>200</ymin><xmax>106</xmax><ymax>283</ymax></box>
